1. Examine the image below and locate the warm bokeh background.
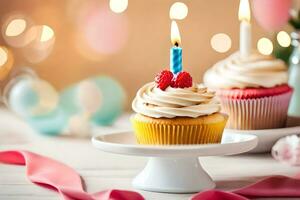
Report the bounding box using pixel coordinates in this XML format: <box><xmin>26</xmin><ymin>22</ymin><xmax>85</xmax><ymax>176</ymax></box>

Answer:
<box><xmin>0</xmin><ymin>0</ymin><xmax>271</xmax><ymax>109</ymax></box>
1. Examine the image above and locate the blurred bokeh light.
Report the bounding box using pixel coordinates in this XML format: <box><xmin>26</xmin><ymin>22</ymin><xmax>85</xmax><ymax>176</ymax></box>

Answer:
<box><xmin>82</xmin><ymin>7</ymin><xmax>128</xmax><ymax>55</ymax></box>
<box><xmin>22</xmin><ymin>25</ymin><xmax>55</xmax><ymax>63</ymax></box>
<box><xmin>5</xmin><ymin>18</ymin><xmax>27</xmax><ymax>37</ymax></box>
<box><xmin>277</xmin><ymin>31</ymin><xmax>291</xmax><ymax>48</ymax></box>
<box><xmin>2</xmin><ymin>14</ymin><xmax>33</xmax><ymax>48</ymax></box>
<box><xmin>257</xmin><ymin>37</ymin><xmax>273</xmax><ymax>55</ymax></box>
<box><xmin>0</xmin><ymin>46</ymin><xmax>14</xmax><ymax>80</ymax></box>
<box><xmin>0</xmin><ymin>47</ymin><xmax>8</xmax><ymax>66</ymax></box>
<box><xmin>109</xmin><ymin>0</ymin><xmax>128</xmax><ymax>13</ymax></box>
<box><xmin>210</xmin><ymin>33</ymin><xmax>232</xmax><ymax>53</ymax></box>
<box><xmin>40</xmin><ymin>25</ymin><xmax>54</xmax><ymax>42</ymax></box>
<box><xmin>74</xmin><ymin>1</ymin><xmax>128</xmax><ymax>60</ymax></box>
<box><xmin>169</xmin><ymin>2</ymin><xmax>188</xmax><ymax>20</ymax></box>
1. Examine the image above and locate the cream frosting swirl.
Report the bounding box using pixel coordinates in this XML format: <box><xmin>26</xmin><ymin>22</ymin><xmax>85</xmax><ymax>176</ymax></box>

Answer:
<box><xmin>132</xmin><ymin>82</ymin><xmax>221</xmax><ymax>118</ymax></box>
<box><xmin>204</xmin><ymin>52</ymin><xmax>288</xmax><ymax>89</ymax></box>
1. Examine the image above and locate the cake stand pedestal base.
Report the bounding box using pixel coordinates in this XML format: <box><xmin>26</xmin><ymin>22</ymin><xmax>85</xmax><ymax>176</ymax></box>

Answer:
<box><xmin>133</xmin><ymin>157</ymin><xmax>215</xmax><ymax>193</ymax></box>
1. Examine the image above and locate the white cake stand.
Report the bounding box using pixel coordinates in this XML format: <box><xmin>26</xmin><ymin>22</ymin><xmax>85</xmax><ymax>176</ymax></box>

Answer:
<box><xmin>92</xmin><ymin>132</ymin><xmax>257</xmax><ymax>193</ymax></box>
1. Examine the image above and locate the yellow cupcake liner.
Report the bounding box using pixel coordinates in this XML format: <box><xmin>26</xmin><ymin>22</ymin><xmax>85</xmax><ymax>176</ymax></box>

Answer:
<box><xmin>131</xmin><ymin>115</ymin><xmax>227</xmax><ymax>145</ymax></box>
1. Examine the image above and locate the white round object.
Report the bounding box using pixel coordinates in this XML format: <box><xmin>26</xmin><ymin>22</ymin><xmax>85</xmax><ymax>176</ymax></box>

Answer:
<box><xmin>225</xmin><ymin>126</ymin><xmax>300</xmax><ymax>153</ymax></box>
<box><xmin>77</xmin><ymin>80</ymin><xmax>102</xmax><ymax>114</ymax></box>
<box><xmin>92</xmin><ymin>131</ymin><xmax>257</xmax><ymax>193</ymax></box>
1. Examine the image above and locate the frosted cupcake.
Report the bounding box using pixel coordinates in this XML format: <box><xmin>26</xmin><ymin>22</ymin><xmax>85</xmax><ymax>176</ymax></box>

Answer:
<box><xmin>204</xmin><ymin>51</ymin><xmax>293</xmax><ymax>130</ymax></box>
<box><xmin>131</xmin><ymin>70</ymin><xmax>228</xmax><ymax>145</ymax></box>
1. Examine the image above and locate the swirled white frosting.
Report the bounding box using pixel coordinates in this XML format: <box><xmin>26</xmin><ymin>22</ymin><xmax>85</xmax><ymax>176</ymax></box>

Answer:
<box><xmin>132</xmin><ymin>82</ymin><xmax>221</xmax><ymax>118</ymax></box>
<box><xmin>204</xmin><ymin>52</ymin><xmax>288</xmax><ymax>89</ymax></box>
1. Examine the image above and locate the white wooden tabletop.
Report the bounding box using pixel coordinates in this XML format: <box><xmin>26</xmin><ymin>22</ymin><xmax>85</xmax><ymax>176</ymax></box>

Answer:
<box><xmin>0</xmin><ymin>109</ymin><xmax>299</xmax><ymax>200</ymax></box>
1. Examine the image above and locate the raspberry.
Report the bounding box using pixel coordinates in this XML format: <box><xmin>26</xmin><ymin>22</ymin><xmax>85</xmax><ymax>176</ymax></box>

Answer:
<box><xmin>171</xmin><ymin>71</ymin><xmax>193</xmax><ymax>88</ymax></box>
<box><xmin>155</xmin><ymin>70</ymin><xmax>174</xmax><ymax>90</ymax></box>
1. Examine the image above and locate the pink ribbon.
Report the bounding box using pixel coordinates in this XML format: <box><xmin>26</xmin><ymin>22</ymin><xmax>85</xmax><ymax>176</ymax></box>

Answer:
<box><xmin>1</xmin><ymin>150</ymin><xmax>300</xmax><ymax>200</ymax></box>
<box><xmin>0</xmin><ymin>151</ymin><xmax>144</xmax><ymax>200</ymax></box>
<box><xmin>191</xmin><ymin>176</ymin><xmax>300</xmax><ymax>200</ymax></box>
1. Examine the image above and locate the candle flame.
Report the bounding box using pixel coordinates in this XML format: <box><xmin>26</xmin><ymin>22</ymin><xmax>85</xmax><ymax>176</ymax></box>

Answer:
<box><xmin>171</xmin><ymin>20</ymin><xmax>181</xmax><ymax>46</ymax></box>
<box><xmin>238</xmin><ymin>0</ymin><xmax>251</xmax><ymax>22</ymax></box>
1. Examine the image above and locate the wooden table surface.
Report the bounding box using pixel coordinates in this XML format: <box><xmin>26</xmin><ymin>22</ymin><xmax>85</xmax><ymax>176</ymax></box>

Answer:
<box><xmin>0</xmin><ymin>109</ymin><xmax>299</xmax><ymax>200</ymax></box>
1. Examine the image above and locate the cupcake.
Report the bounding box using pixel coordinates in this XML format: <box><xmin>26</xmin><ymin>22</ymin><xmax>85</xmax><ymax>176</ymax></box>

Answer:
<box><xmin>204</xmin><ymin>51</ymin><xmax>293</xmax><ymax>130</ymax></box>
<box><xmin>131</xmin><ymin>70</ymin><xmax>228</xmax><ymax>145</ymax></box>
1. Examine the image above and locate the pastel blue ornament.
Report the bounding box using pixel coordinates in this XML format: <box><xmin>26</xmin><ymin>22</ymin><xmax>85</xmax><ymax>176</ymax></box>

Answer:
<box><xmin>7</xmin><ymin>78</ymin><xmax>59</xmax><ymax>117</ymax></box>
<box><xmin>6</xmin><ymin>75</ymin><xmax>126</xmax><ymax>136</ymax></box>
<box><xmin>25</xmin><ymin>108</ymin><xmax>69</xmax><ymax>136</ymax></box>
<box><xmin>6</xmin><ymin>77</ymin><xmax>68</xmax><ymax>136</ymax></box>
<box><xmin>7</xmin><ymin>78</ymin><xmax>38</xmax><ymax>117</ymax></box>
<box><xmin>60</xmin><ymin>76</ymin><xmax>126</xmax><ymax>126</ymax></box>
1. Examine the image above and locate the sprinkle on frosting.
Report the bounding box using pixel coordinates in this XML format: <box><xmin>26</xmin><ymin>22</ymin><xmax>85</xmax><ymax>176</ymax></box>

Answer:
<box><xmin>132</xmin><ymin>82</ymin><xmax>221</xmax><ymax>118</ymax></box>
<box><xmin>204</xmin><ymin>51</ymin><xmax>288</xmax><ymax>89</ymax></box>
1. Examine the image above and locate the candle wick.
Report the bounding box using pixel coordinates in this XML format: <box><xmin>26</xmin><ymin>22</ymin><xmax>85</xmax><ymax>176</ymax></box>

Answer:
<box><xmin>175</xmin><ymin>42</ymin><xmax>179</xmax><ymax>47</ymax></box>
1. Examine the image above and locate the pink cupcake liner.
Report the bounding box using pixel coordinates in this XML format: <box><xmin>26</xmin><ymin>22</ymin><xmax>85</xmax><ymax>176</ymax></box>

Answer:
<box><xmin>219</xmin><ymin>91</ymin><xmax>292</xmax><ymax>130</ymax></box>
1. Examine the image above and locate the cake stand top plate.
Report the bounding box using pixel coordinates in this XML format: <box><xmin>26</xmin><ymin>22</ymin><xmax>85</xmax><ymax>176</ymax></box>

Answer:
<box><xmin>92</xmin><ymin>132</ymin><xmax>258</xmax><ymax>157</ymax></box>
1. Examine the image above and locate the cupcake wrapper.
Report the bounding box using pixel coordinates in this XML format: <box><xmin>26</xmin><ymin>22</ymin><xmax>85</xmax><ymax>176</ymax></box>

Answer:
<box><xmin>131</xmin><ymin>118</ymin><xmax>227</xmax><ymax>145</ymax></box>
<box><xmin>220</xmin><ymin>91</ymin><xmax>292</xmax><ymax>130</ymax></box>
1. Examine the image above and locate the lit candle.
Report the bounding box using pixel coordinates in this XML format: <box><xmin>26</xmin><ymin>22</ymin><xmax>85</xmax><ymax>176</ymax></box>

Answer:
<box><xmin>239</xmin><ymin>0</ymin><xmax>251</xmax><ymax>57</ymax></box>
<box><xmin>170</xmin><ymin>20</ymin><xmax>182</xmax><ymax>74</ymax></box>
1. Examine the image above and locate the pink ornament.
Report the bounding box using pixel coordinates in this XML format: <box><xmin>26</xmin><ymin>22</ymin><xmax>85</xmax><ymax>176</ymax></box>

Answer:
<box><xmin>0</xmin><ymin>151</ymin><xmax>144</xmax><ymax>200</ymax></box>
<box><xmin>252</xmin><ymin>0</ymin><xmax>292</xmax><ymax>31</ymax></box>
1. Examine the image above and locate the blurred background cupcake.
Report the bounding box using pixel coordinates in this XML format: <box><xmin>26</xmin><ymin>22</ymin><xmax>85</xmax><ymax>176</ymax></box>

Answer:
<box><xmin>203</xmin><ymin>0</ymin><xmax>296</xmax><ymax>130</ymax></box>
<box><xmin>204</xmin><ymin>51</ymin><xmax>292</xmax><ymax>130</ymax></box>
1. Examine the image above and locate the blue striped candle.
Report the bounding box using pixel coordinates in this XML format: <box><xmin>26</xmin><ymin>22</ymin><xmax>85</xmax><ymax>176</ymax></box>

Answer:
<box><xmin>170</xmin><ymin>46</ymin><xmax>182</xmax><ymax>74</ymax></box>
